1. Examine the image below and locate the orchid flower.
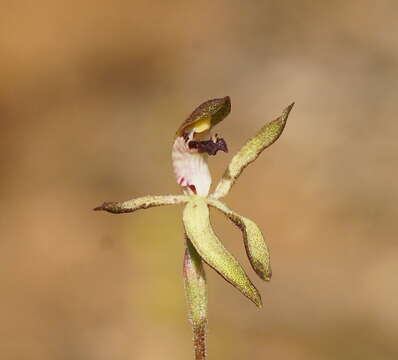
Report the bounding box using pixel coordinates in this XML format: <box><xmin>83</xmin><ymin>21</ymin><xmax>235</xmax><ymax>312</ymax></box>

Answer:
<box><xmin>94</xmin><ymin>98</ymin><xmax>294</xmax><ymax>360</ymax></box>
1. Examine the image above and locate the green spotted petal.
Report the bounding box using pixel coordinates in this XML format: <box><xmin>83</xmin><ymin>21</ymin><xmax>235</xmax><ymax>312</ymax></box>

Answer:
<box><xmin>183</xmin><ymin>237</ymin><xmax>207</xmax><ymax>360</ymax></box>
<box><xmin>183</xmin><ymin>196</ymin><xmax>262</xmax><ymax>307</ymax></box>
<box><xmin>212</xmin><ymin>103</ymin><xmax>294</xmax><ymax>199</ymax></box>
<box><xmin>94</xmin><ymin>195</ymin><xmax>189</xmax><ymax>214</ymax></box>
<box><xmin>207</xmin><ymin>198</ymin><xmax>271</xmax><ymax>281</ymax></box>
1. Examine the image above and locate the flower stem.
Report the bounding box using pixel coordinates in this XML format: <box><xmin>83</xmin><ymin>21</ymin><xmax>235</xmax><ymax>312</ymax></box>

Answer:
<box><xmin>183</xmin><ymin>237</ymin><xmax>208</xmax><ymax>360</ymax></box>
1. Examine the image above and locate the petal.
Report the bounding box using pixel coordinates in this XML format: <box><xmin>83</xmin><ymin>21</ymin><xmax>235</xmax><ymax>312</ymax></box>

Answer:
<box><xmin>207</xmin><ymin>198</ymin><xmax>271</xmax><ymax>281</ymax></box>
<box><xmin>183</xmin><ymin>196</ymin><xmax>262</xmax><ymax>307</ymax></box>
<box><xmin>183</xmin><ymin>237</ymin><xmax>207</xmax><ymax>359</ymax></box>
<box><xmin>212</xmin><ymin>102</ymin><xmax>294</xmax><ymax>199</ymax></box>
<box><xmin>94</xmin><ymin>195</ymin><xmax>188</xmax><ymax>214</ymax></box>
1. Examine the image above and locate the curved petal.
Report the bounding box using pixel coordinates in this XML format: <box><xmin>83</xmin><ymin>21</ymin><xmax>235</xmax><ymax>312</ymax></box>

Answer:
<box><xmin>94</xmin><ymin>195</ymin><xmax>189</xmax><ymax>214</ymax></box>
<box><xmin>183</xmin><ymin>237</ymin><xmax>207</xmax><ymax>360</ymax></box>
<box><xmin>183</xmin><ymin>196</ymin><xmax>262</xmax><ymax>308</ymax></box>
<box><xmin>212</xmin><ymin>103</ymin><xmax>294</xmax><ymax>199</ymax></box>
<box><xmin>207</xmin><ymin>198</ymin><xmax>271</xmax><ymax>281</ymax></box>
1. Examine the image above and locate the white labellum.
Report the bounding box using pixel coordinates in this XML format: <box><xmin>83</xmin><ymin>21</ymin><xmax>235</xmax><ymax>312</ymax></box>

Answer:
<box><xmin>172</xmin><ymin>133</ymin><xmax>211</xmax><ymax>196</ymax></box>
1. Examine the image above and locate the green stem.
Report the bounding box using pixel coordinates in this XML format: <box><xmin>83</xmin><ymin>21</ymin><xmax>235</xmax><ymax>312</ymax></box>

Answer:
<box><xmin>183</xmin><ymin>236</ymin><xmax>208</xmax><ymax>360</ymax></box>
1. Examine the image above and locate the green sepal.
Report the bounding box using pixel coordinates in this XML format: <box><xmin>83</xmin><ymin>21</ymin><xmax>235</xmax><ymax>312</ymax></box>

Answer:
<box><xmin>183</xmin><ymin>196</ymin><xmax>262</xmax><ymax>307</ymax></box>
<box><xmin>94</xmin><ymin>195</ymin><xmax>189</xmax><ymax>214</ymax></box>
<box><xmin>207</xmin><ymin>199</ymin><xmax>271</xmax><ymax>281</ymax></box>
<box><xmin>212</xmin><ymin>103</ymin><xmax>294</xmax><ymax>199</ymax></box>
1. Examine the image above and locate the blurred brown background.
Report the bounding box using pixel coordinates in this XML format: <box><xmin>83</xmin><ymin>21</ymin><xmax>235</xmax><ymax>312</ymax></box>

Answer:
<box><xmin>1</xmin><ymin>1</ymin><xmax>397</xmax><ymax>359</ymax></box>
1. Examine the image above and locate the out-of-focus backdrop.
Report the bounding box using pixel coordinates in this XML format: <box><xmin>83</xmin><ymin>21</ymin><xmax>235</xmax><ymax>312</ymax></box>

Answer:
<box><xmin>1</xmin><ymin>1</ymin><xmax>397</xmax><ymax>359</ymax></box>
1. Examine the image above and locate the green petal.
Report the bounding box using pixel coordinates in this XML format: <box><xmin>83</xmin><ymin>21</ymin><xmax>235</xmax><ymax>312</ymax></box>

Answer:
<box><xmin>94</xmin><ymin>195</ymin><xmax>189</xmax><ymax>214</ymax></box>
<box><xmin>212</xmin><ymin>103</ymin><xmax>294</xmax><ymax>199</ymax></box>
<box><xmin>207</xmin><ymin>199</ymin><xmax>271</xmax><ymax>281</ymax></box>
<box><xmin>183</xmin><ymin>237</ymin><xmax>207</xmax><ymax>360</ymax></box>
<box><xmin>183</xmin><ymin>196</ymin><xmax>262</xmax><ymax>307</ymax></box>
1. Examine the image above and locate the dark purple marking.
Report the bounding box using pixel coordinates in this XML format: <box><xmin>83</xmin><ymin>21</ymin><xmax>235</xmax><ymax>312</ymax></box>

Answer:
<box><xmin>188</xmin><ymin>137</ymin><xmax>228</xmax><ymax>156</ymax></box>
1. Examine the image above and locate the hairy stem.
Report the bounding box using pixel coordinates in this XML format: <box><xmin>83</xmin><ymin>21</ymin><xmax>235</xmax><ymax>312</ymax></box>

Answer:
<box><xmin>183</xmin><ymin>237</ymin><xmax>208</xmax><ymax>360</ymax></box>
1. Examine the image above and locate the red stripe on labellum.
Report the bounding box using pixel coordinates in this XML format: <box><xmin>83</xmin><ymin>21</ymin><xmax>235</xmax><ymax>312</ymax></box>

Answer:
<box><xmin>188</xmin><ymin>185</ymin><xmax>197</xmax><ymax>194</ymax></box>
